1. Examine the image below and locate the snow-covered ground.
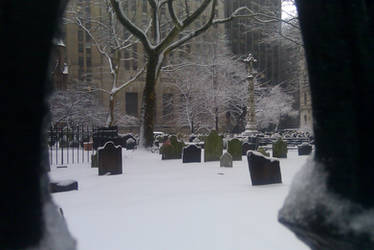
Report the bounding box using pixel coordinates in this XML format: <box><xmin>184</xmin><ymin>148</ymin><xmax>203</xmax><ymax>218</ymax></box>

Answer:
<box><xmin>50</xmin><ymin>149</ymin><xmax>310</xmax><ymax>250</ymax></box>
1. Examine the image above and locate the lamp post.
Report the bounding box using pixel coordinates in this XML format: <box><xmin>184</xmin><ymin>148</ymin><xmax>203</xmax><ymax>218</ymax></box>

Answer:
<box><xmin>243</xmin><ymin>53</ymin><xmax>257</xmax><ymax>135</ymax></box>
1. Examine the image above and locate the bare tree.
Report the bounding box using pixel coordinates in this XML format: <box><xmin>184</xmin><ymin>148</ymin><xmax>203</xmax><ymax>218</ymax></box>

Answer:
<box><xmin>64</xmin><ymin>0</ymin><xmax>146</xmax><ymax>127</ymax></box>
<box><xmin>110</xmin><ymin>0</ymin><xmax>275</xmax><ymax>147</ymax></box>
<box><xmin>48</xmin><ymin>80</ymin><xmax>107</xmax><ymax>127</ymax></box>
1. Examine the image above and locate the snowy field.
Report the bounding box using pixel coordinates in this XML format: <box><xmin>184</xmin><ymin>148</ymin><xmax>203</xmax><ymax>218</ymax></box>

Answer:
<box><xmin>50</xmin><ymin>149</ymin><xmax>310</xmax><ymax>250</ymax></box>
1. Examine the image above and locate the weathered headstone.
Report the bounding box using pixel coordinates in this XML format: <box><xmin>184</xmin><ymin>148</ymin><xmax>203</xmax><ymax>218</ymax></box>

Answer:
<box><xmin>160</xmin><ymin>135</ymin><xmax>184</xmax><ymax>160</ymax></box>
<box><xmin>242</xmin><ymin>142</ymin><xmax>257</xmax><ymax>156</ymax></box>
<box><xmin>228</xmin><ymin>138</ymin><xmax>242</xmax><ymax>161</ymax></box>
<box><xmin>272</xmin><ymin>138</ymin><xmax>288</xmax><ymax>158</ymax></box>
<box><xmin>220</xmin><ymin>152</ymin><xmax>233</xmax><ymax>168</ymax></box>
<box><xmin>204</xmin><ymin>130</ymin><xmax>223</xmax><ymax>162</ymax></box>
<box><xmin>247</xmin><ymin>151</ymin><xmax>282</xmax><ymax>185</ymax></box>
<box><xmin>50</xmin><ymin>180</ymin><xmax>78</xmax><ymax>193</ymax></box>
<box><xmin>98</xmin><ymin>141</ymin><xmax>122</xmax><ymax>175</ymax></box>
<box><xmin>298</xmin><ymin>142</ymin><xmax>312</xmax><ymax>155</ymax></box>
<box><xmin>91</xmin><ymin>152</ymin><xmax>98</xmax><ymax>168</ymax></box>
<box><xmin>182</xmin><ymin>144</ymin><xmax>201</xmax><ymax>163</ymax></box>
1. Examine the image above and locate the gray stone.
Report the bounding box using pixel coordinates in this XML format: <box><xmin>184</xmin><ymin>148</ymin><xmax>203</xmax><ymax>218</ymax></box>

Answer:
<box><xmin>220</xmin><ymin>152</ymin><xmax>233</xmax><ymax>168</ymax></box>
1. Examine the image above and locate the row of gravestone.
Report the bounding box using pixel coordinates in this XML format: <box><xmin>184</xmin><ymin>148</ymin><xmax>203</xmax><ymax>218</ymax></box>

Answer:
<box><xmin>161</xmin><ymin>131</ymin><xmax>312</xmax><ymax>163</ymax></box>
<box><xmin>93</xmin><ymin>127</ymin><xmax>137</xmax><ymax>150</ymax></box>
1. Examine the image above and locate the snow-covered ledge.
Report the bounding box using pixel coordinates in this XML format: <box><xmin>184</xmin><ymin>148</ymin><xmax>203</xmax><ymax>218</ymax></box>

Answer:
<box><xmin>278</xmin><ymin>156</ymin><xmax>374</xmax><ymax>249</ymax></box>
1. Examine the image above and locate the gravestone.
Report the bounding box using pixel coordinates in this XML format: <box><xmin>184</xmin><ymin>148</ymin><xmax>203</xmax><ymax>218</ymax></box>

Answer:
<box><xmin>204</xmin><ymin>130</ymin><xmax>223</xmax><ymax>162</ymax></box>
<box><xmin>91</xmin><ymin>152</ymin><xmax>98</xmax><ymax>168</ymax></box>
<box><xmin>228</xmin><ymin>139</ymin><xmax>242</xmax><ymax>161</ymax></box>
<box><xmin>98</xmin><ymin>141</ymin><xmax>122</xmax><ymax>176</ymax></box>
<box><xmin>160</xmin><ymin>136</ymin><xmax>184</xmax><ymax>160</ymax></box>
<box><xmin>50</xmin><ymin>180</ymin><xmax>78</xmax><ymax>193</ymax></box>
<box><xmin>120</xmin><ymin>134</ymin><xmax>136</xmax><ymax>149</ymax></box>
<box><xmin>242</xmin><ymin>142</ymin><xmax>257</xmax><ymax>156</ymax></box>
<box><xmin>298</xmin><ymin>142</ymin><xmax>312</xmax><ymax>155</ymax></box>
<box><xmin>182</xmin><ymin>144</ymin><xmax>201</xmax><ymax>163</ymax></box>
<box><xmin>126</xmin><ymin>138</ymin><xmax>136</xmax><ymax>150</ymax></box>
<box><xmin>220</xmin><ymin>152</ymin><xmax>233</xmax><ymax>168</ymax></box>
<box><xmin>272</xmin><ymin>138</ymin><xmax>287</xmax><ymax>158</ymax></box>
<box><xmin>93</xmin><ymin>126</ymin><xmax>119</xmax><ymax>149</ymax></box>
<box><xmin>247</xmin><ymin>151</ymin><xmax>282</xmax><ymax>185</ymax></box>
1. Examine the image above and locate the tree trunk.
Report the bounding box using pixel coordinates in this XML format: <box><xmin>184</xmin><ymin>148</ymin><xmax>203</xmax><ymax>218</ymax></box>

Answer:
<box><xmin>279</xmin><ymin>1</ymin><xmax>374</xmax><ymax>249</ymax></box>
<box><xmin>106</xmin><ymin>94</ymin><xmax>115</xmax><ymax>127</ymax></box>
<box><xmin>140</xmin><ymin>53</ymin><xmax>159</xmax><ymax>148</ymax></box>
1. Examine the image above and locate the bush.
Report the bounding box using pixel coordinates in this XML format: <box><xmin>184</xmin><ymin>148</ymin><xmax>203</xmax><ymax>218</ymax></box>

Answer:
<box><xmin>204</xmin><ymin>130</ymin><xmax>223</xmax><ymax>162</ymax></box>
<box><xmin>272</xmin><ymin>138</ymin><xmax>287</xmax><ymax>158</ymax></box>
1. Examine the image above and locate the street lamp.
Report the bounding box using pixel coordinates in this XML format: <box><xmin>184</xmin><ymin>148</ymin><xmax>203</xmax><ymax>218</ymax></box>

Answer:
<box><xmin>243</xmin><ymin>53</ymin><xmax>257</xmax><ymax>135</ymax></box>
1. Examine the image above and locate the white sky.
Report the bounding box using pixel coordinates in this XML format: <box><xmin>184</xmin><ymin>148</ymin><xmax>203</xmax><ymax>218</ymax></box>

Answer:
<box><xmin>282</xmin><ymin>1</ymin><xmax>297</xmax><ymax>20</ymax></box>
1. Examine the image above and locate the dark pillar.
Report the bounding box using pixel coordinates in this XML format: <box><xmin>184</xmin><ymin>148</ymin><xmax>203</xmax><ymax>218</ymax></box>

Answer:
<box><xmin>0</xmin><ymin>0</ymin><xmax>63</xmax><ymax>248</ymax></box>
<box><xmin>278</xmin><ymin>1</ymin><xmax>374</xmax><ymax>249</ymax></box>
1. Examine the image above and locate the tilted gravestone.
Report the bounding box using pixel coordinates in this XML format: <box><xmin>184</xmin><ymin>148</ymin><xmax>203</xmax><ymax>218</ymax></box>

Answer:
<box><xmin>297</xmin><ymin>142</ymin><xmax>312</xmax><ymax>155</ymax></box>
<box><xmin>50</xmin><ymin>180</ymin><xmax>78</xmax><ymax>193</ymax></box>
<box><xmin>160</xmin><ymin>135</ymin><xmax>184</xmax><ymax>160</ymax></box>
<box><xmin>204</xmin><ymin>130</ymin><xmax>223</xmax><ymax>162</ymax></box>
<box><xmin>242</xmin><ymin>142</ymin><xmax>257</xmax><ymax>156</ymax></box>
<box><xmin>220</xmin><ymin>152</ymin><xmax>233</xmax><ymax>168</ymax></box>
<box><xmin>98</xmin><ymin>141</ymin><xmax>122</xmax><ymax>176</ymax></box>
<box><xmin>228</xmin><ymin>138</ymin><xmax>242</xmax><ymax>161</ymax></box>
<box><xmin>182</xmin><ymin>144</ymin><xmax>201</xmax><ymax>163</ymax></box>
<box><xmin>247</xmin><ymin>151</ymin><xmax>282</xmax><ymax>185</ymax></box>
<box><xmin>272</xmin><ymin>138</ymin><xmax>287</xmax><ymax>158</ymax></box>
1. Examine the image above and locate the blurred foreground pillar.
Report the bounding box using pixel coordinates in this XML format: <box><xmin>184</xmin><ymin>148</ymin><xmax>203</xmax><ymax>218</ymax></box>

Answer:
<box><xmin>279</xmin><ymin>1</ymin><xmax>374</xmax><ymax>249</ymax></box>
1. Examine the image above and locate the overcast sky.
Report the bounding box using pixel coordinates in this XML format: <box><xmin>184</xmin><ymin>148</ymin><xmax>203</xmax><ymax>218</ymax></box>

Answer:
<box><xmin>282</xmin><ymin>1</ymin><xmax>297</xmax><ymax>20</ymax></box>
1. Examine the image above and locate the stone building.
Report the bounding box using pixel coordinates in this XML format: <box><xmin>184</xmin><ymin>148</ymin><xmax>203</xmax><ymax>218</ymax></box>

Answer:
<box><xmin>224</xmin><ymin>0</ymin><xmax>282</xmax><ymax>84</ymax></box>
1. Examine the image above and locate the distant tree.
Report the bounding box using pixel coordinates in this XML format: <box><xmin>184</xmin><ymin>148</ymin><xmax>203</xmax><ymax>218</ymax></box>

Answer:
<box><xmin>63</xmin><ymin>0</ymin><xmax>146</xmax><ymax>127</ymax></box>
<box><xmin>256</xmin><ymin>84</ymin><xmax>297</xmax><ymax>131</ymax></box>
<box><xmin>162</xmin><ymin>35</ymin><xmax>247</xmax><ymax>134</ymax></box>
<box><xmin>110</xmin><ymin>0</ymin><xmax>280</xmax><ymax>147</ymax></box>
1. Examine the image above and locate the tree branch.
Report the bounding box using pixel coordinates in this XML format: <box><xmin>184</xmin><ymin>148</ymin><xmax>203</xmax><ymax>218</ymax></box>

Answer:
<box><xmin>110</xmin><ymin>0</ymin><xmax>152</xmax><ymax>52</ymax></box>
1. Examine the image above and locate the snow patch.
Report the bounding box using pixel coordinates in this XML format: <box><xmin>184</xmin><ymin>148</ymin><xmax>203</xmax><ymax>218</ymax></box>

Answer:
<box><xmin>279</xmin><ymin>155</ymin><xmax>374</xmax><ymax>238</ymax></box>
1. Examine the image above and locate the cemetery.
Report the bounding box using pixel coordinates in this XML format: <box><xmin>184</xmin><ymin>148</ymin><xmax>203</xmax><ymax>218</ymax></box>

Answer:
<box><xmin>48</xmin><ymin>129</ymin><xmax>314</xmax><ymax>250</ymax></box>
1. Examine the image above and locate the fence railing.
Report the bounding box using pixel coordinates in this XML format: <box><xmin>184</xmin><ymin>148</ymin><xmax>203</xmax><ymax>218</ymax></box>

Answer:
<box><xmin>48</xmin><ymin>125</ymin><xmax>95</xmax><ymax>166</ymax></box>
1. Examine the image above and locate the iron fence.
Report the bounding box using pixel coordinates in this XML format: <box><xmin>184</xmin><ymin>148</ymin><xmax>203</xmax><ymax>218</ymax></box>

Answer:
<box><xmin>48</xmin><ymin>125</ymin><xmax>95</xmax><ymax>166</ymax></box>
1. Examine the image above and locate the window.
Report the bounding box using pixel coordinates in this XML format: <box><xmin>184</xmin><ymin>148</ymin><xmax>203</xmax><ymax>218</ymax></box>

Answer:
<box><xmin>131</xmin><ymin>1</ymin><xmax>136</xmax><ymax>12</ymax></box>
<box><xmin>304</xmin><ymin>92</ymin><xmax>307</xmax><ymax>105</ymax></box>
<box><xmin>163</xmin><ymin>93</ymin><xmax>174</xmax><ymax>120</ymax></box>
<box><xmin>78</xmin><ymin>30</ymin><xmax>83</xmax><ymax>42</ymax></box>
<box><xmin>78</xmin><ymin>43</ymin><xmax>83</xmax><ymax>53</ymax></box>
<box><xmin>124</xmin><ymin>49</ymin><xmax>130</xmax><ymax>70</ymax></box>
<box><xmin>132</xmin><ymin>44</ymin><xmax>138</xmax><ymax>70</ymax></box>
<box><xmin>126</xmin><ymin>92</ymin><xmax>138</xmax><ymax>117</ymax></box>
<box><xmin>86</xmin><ymin>57</ymin><xmax>91</xmax><ymax>67</ymax></box>
<box><xmin>78</xmin><ymin>56</ymin><xmax>84</xmax><ymax>67</ymax></box>
<box><xmin>142</xmin><ymin>0</ymin><xmax>147</xmax><ymax>13</ymax></box>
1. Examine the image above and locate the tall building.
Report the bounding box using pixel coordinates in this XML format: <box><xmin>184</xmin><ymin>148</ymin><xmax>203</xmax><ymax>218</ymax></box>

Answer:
<box><xmin>62</xmin><ymin>0</ymin><xmax>225</xmax><ymax>133</ymax></box>
<box><xmin>224</xmin><ymin>0</ymin><xmax>282</xmax><ymax>84</ymax></box>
